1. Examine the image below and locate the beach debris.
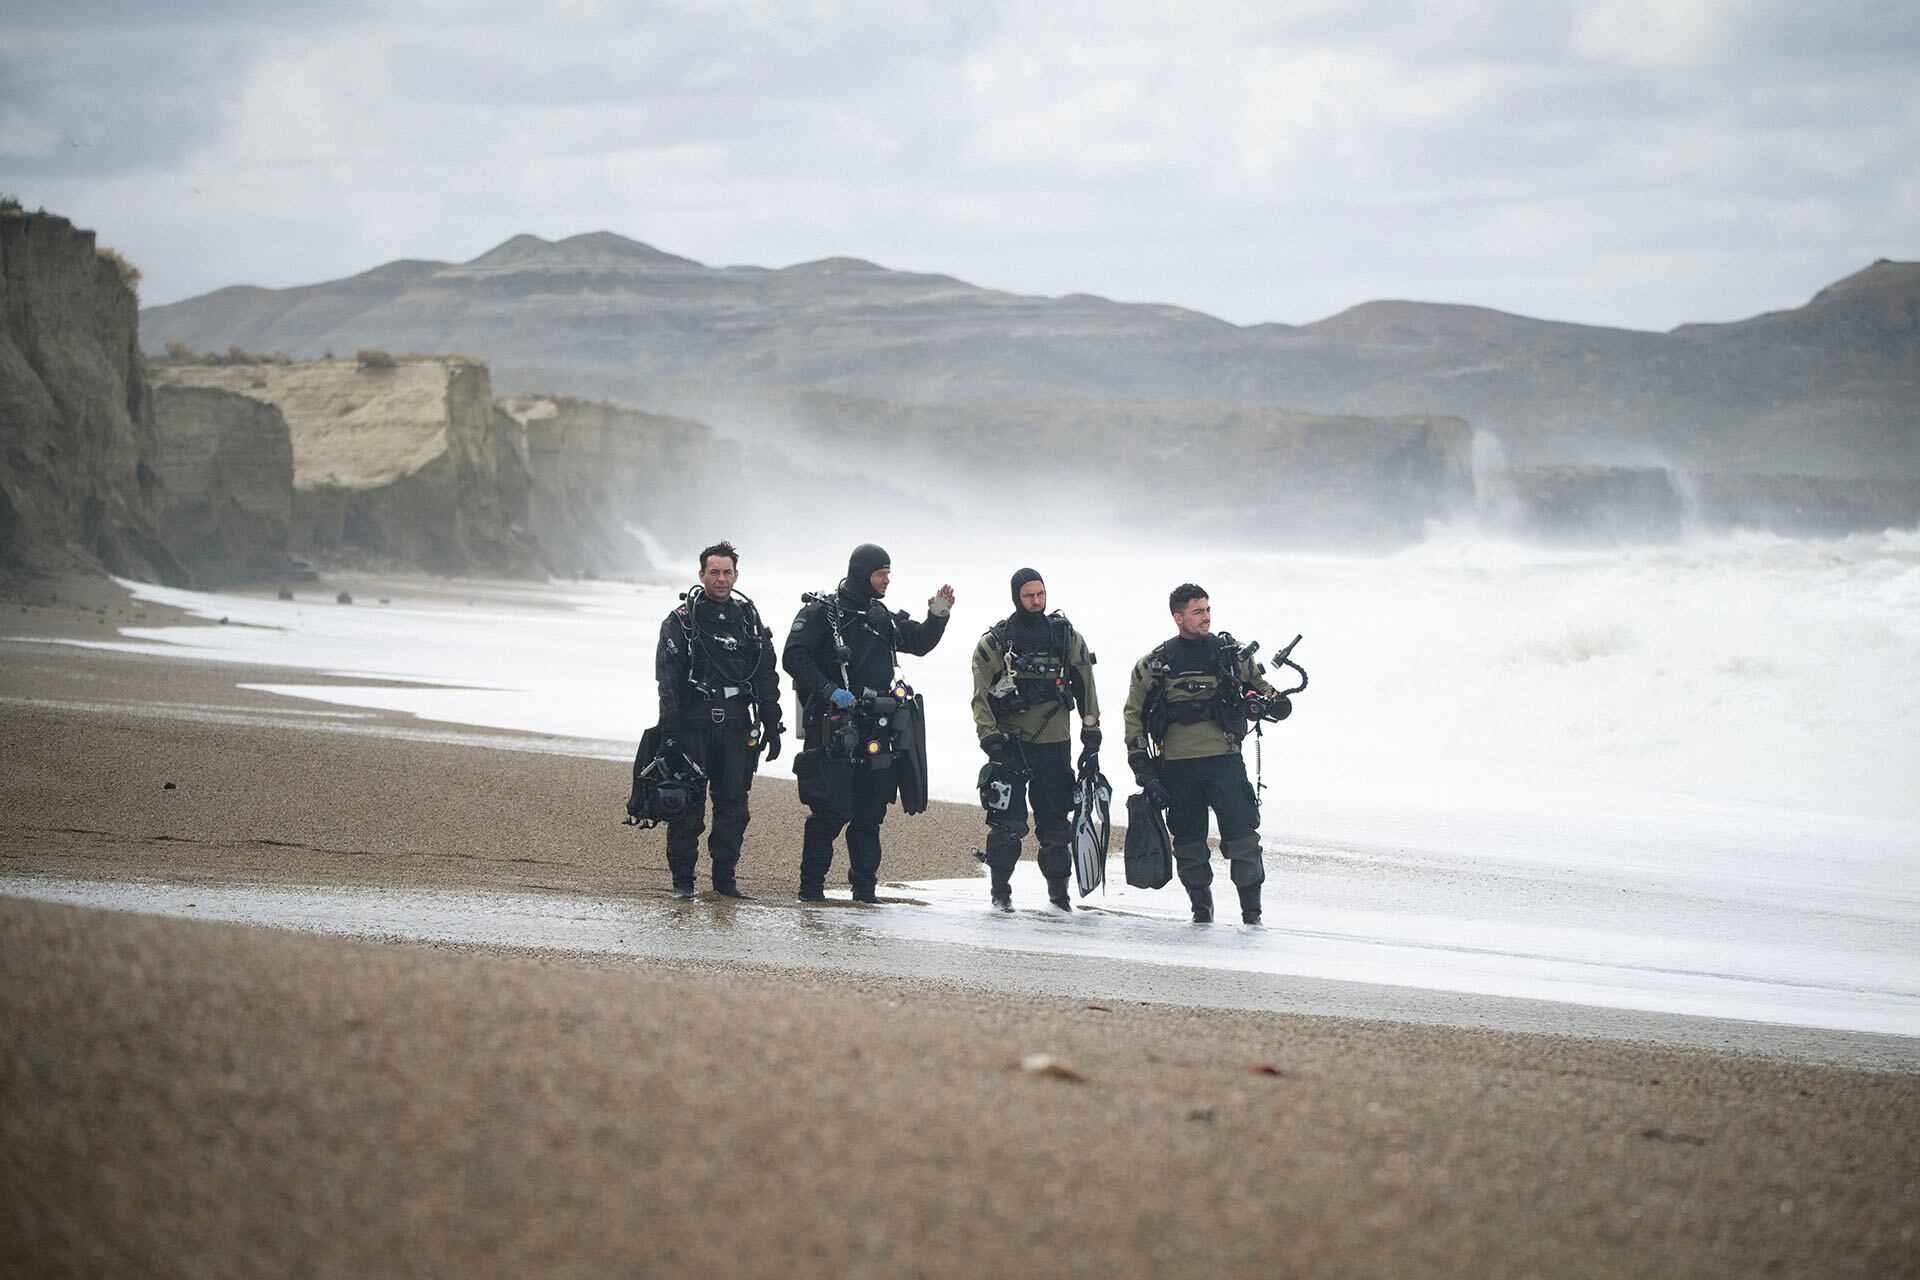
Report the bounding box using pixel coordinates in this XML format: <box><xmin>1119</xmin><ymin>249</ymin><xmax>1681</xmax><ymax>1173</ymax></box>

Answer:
<box><xmin>378</xmin><ymin>598</ymin><xmax>391</xmax><ymax>605</ymax></box>
<box><xmin>1242</xmin><ymin>1063</ymin><xmax>1286</xmax><ymax>1077</ymax></box>
<box><xmin>1085</xmin><ymin>1004</ymin><xmax>1113</xmax><ymax>1013</ymax></box>
<box><xmin>162</xmin><ymin>782</ymin><xmax>176</xmax><ymax>790</ymax></box>
<box><xmin>1187</xmin><ymin>1107</ymin><xmax>1216</xmax><ymax>1123</ymax></box>
<box><xmin>1019</xmin><ymin>1053</ymin><xmax>1085</xmax><ymax>1082</ymax></box>
<box><xmin>336</xmin><ymin>591</ymin><xmax>353</xmax><ymax>605</ymax></box>
<box><xmin>276</xmin><ymin>588</ymin><xmax>294</xmax><ymax>600</ymax></box>
<box><xmin>219</xmin><ymin>616</ymin><xmax>229</xmax><ymax>625</ymax></box>
<box><xmin>1639</xmin><ymin>1126</ymin><xmax>1708</xmax><ymax>1146</ymax></box>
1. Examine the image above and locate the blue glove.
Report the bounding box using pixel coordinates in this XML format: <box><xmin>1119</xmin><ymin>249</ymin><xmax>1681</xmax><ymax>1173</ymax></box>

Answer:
<box><xmin>828</xmin><ymin>688</ymin><xmax>856</xmax><ymax>710</ymax></box>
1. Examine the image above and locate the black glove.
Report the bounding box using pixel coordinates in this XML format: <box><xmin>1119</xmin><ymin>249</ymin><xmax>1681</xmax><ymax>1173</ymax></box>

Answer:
<box><xmin>1129</xmin><ymin>751</ymin><xmax>1171</xmax><ymax>808</ymax></box>
<box><xmin>1078</xmin><ymin>725</ymin><xmax>1102</xmax><ymax>771</ymax></box>
<box><xmin>1127</xmin><ymin>749</ymin><xmax>1154</xmax><ymax>786</ymax></box>
<box><xmin>762</xmin><ymin>721</ymin><xmax>783</xmax><ymax>762</ymax></box>
<box><xmin>981</xmin><ymin>731</ymin><xmax>1028</xmax><ymax>779</ymax></box>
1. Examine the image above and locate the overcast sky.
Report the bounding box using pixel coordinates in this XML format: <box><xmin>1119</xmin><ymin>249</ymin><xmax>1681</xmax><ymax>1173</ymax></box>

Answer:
<box><xmin>4</xmin><ymin>0</ymin><xmax>1916</xmax><ymax>330</ymax></box>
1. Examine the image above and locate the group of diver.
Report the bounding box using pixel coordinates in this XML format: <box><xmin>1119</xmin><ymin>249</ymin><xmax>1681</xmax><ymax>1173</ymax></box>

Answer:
<box><xmin>626</xmin><ymin>539</ymin><xmax>1305</xmax><ymax>925</ymax></box>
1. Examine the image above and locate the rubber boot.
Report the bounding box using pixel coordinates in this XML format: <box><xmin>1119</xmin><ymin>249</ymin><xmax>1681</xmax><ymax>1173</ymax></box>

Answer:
<box><xmin>671</xmin><ymin>880</ymin><xmax>696</xmax><ymax>902</ymax></box>
<box><xmin>1047</xmin><ymin>877</ymin><xmax>1073</xmax><ymax>912</ymax></box>
<box><xmin>797</xmin><ymin>882</ymin><xmax>827</xmax><ymax>903</ymax></box>
<box><xmin>990</xmin><ymin>872</ymin><xmax>1013</xmax><ymax>913</ymax></box>
<box><xmin>1238</xmin><ymin>881</ymin><xmax>1262</xmax><ymax>925</ymax></box>
<box><xmin>714</xmin><ymin>880</ymin><xmax>755</xmax><ymax>901</ymax></box>
<box><xmin>851</xmin><ymin>884</ymin><xmax>881</xmax><ymax>905</ymax></box>
<box><xmin>1188</xmin><ymin>884</ymin><xmax>1214</xmax><ymax>924</ymax></box>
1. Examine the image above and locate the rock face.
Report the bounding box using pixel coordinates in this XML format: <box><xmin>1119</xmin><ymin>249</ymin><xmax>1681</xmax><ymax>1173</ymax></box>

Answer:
<box><xmin>497</xmin><ymin>393</ymin><xmax>711</xmax><ymax>576</ymax></box>
<box><xmin>1503</xmin><ymin>466</ymin><xmax>1690</xmax><ymax>544</ymax></box>
<box><xmin>150</xmin><ymin>384</ymin><xmax>296</xmax><ymax>583</ymax></box>
<box><xmin>622</xmin><ymin>380</ymin><xmax>1475</xmax><ymax>545</ymax></box>
<box><xmin>156</xmin><ymin>357</ymin><xmax>544</xmax><ymax>576</ymax></box>
<box><xmin>1</xmin><ymin>210</ymin><xmax>183</xmax><ymax>582</ymax></box>
<box><xmin>1689</xmin><ymin>472</ymin><xmax>1920</xmax><ymax>538</ymax></box>
<box><xmin>1497</xmin><ymin>465</ymin><xmax>1920</xmax><ymax>544</ymax></box>
<box><xmin>869</xmin><ymin>397</ymin><xmax>1471</xmax><ymax>544</ymax></box>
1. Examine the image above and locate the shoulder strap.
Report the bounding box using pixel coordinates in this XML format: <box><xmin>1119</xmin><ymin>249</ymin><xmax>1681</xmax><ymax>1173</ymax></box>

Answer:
<box><xmin>676</xmin><ymin>590</ymin><xmax>704</xmax><ymax>688</ymax></box>
<box><xmin>738</xmin><ymin>594</ymin><xmax>772</xmax><ymax>646</ymax></box>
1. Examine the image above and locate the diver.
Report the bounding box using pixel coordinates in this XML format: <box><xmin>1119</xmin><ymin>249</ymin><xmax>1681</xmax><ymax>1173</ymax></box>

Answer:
<box><xmin>783</xmin><ymin>542</ymin><xmax>953</xmax><ymax>903</ymax></box>
<box><xmin>970</xmin><ymin>568</ymin><xmax>1101</xmax><ymax>912</ymax></box>
<box><xmin>1122</xmin><ymin>583</ymin><xmax>1290</xmax><ymax>924</ymax></box>
<box><xmin>651</xmin><ymin>540</ymin><xmax>783</xmax><ymax>900</ymax></box>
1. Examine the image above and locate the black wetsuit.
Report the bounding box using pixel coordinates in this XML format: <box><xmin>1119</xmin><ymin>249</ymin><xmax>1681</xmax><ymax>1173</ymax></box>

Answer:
<box><xmin>655</xmin><ymin>589</ymin><xmax>781</xmax><ymax>892</ymax></box>
<box><xmin>782</xmin><ymin>546</ymin><xmax>948</xmax><ymax>896</ymax></box>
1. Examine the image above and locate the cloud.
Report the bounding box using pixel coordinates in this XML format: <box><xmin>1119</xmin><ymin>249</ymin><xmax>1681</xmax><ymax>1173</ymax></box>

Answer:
<box><xmin>3</xmin><ymin>0</ymin><xmax>1914</xmax><ymax>329</ymax></box>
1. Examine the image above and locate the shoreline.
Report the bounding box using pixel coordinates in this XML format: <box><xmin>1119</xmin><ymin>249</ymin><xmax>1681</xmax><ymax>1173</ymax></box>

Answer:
<box><xmin>5</xmin><ymin>575</ymin><xmax>1919</xmax><ymax>1276</ymax></box>
<box><xmin>7</xmin><ymin>871</ymin><xmax>1916</xmax><ymax>1075</ymax></box>
<box><xmin>3</xmin><ymin>575</ymin><xmax>1915</xmax><ymax>1064</ymax></box>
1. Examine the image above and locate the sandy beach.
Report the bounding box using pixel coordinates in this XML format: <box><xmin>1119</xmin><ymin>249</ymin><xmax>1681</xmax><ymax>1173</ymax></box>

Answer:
<box><xmin>3</xmin><ymin>578</ymin><xmax>1917</xmax><ymax>1279</ymax></box>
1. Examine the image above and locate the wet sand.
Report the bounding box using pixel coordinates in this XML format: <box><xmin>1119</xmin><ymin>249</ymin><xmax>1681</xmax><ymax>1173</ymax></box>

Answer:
<box><xmin>3</xmin><ymin>578</ymin><xmax>1917</xmax><ymax>1278</ymax></box>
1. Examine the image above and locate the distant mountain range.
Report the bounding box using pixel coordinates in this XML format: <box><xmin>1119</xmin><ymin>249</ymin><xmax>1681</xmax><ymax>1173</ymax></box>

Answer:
<box><xmin>141</xmin><ymin>235</ymin><xmax>1920</xmax><ymax>477</ymax></box>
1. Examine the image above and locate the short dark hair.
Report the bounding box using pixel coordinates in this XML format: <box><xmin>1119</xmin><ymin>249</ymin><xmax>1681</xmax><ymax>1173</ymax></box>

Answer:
<box><xmin>698</xmin><ymin>541</ymin><xmax>739</xmax><ymax>570</ymax></box>
<box><xmin>1169</xmin><ymin>583</ymin><xmax>1208</xmax><ymax>614</ymax></box>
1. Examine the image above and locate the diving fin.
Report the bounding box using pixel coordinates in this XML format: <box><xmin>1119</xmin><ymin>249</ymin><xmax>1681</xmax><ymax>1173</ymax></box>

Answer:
<box><xmin>1122</xmin><ymin>791</ymin><xmax>1174</xmax><ymax>890</ymax></box>
<box><xmin>1070</xmin><ymin>759</ymin><xmax>1112</xmax><ymax>896</ymax></box>
<box><xmin>892</xmin><ymin>689</ymin><xmax>930</xmax><ymax>815</ymax></box>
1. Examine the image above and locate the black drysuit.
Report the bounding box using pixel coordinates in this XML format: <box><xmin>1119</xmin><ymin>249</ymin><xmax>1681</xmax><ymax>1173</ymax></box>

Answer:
<box><xmin>782</xmin><ymin>556</ymin><xmax>947</xmax><ymax>895</ymax></box>
<box><xmin>655</xmin><ymin>590</ymin><xmax>781</xmax><ymax>891</ymax></box>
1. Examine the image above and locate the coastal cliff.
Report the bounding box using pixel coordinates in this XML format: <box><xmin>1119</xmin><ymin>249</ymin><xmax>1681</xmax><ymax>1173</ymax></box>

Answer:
<box><xmin>157</xmin><ymin>356</ymin><xmax>546</xmax><ymax>576</ymax></box>
<box><xmin>150</xmin><ymin>384</ymin><xmax>297</xmax><ymax>584</ymax></box>
<box><xmin>0</xmin><ymin>209</ymin><xmax>183</xmax><ymax>583</ymax></box>
<box><xmin>497</xmin><ymin>394</ymin><xmax>710</xmax><ymax>576</ymax></box>
<box><xmin>923</xmin><ymin>401</ymin><xmax>1477</xmax><ymax>545</ymax></box>
<box><xmin>1494</xmin><ymin>464</ymin><xmax>1920</xmax><ymax>543</ymax></box>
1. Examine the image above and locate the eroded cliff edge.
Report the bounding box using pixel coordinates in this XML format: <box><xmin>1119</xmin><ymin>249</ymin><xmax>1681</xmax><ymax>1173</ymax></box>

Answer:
<box><xmin>150</xmin><ymin>384</ymin><xmax>297</xmax><ymax>585</ymax></box>
<box><xmin>156</xmin><ymin>358</ymin><xmax>717</xmax><ymax>577</ymax></box>
<box><xmin>157</xmin><ymin>356</ymin><xmax>546</xmax><ymax>576</ymax></box>
<box><xmin>498</xmin><ymin>393</ymin><xmax>711</xmax><ymax>576</ymax></box>
<box><xmin>0</xmin><ymin>210</ymin><xmax>183</xmax><ymax>583</ymax></box>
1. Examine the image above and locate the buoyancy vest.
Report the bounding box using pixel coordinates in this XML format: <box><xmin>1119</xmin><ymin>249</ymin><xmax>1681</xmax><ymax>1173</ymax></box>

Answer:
<box><xmin>984</xmin><ymin>611</ymin><xmax>1087</xmax><ymax>720</ymax></box>
<box><xmin>1142</xmin><ymin>632</ymin><xmax>1248</xmax><ymax>744</ymax></box>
